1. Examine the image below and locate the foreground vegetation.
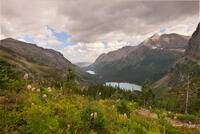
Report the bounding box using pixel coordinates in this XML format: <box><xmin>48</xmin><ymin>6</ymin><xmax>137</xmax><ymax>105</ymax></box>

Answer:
<box><xmin>0</xmin><ymin>60</ymin><xmax>200</xmax><ymax>133</ymax></box>
<box><xmin>1</xmin><ymin>88</ymin><xmax>199</xmax><ymax>134</ymax></box>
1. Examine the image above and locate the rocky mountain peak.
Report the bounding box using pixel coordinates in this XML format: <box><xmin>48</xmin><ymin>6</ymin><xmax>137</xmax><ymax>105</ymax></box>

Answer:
<box><xmin>140</xmin><ymin>33</ymin><xmax>190</xmax><ymax>51</ymax></box>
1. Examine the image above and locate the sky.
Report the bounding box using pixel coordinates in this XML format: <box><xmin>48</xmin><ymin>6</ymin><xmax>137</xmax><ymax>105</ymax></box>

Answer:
<box><xmin>0</xmin><ymin>0</ymin><xmax>199</xmax><ymax>63</ymax></box>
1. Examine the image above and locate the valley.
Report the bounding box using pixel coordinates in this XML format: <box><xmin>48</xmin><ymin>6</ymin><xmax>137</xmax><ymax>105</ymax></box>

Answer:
<box><xmin>0</xmin><ymin>1</ymin><xmax>199</xmax><ymax>133</ymax></box>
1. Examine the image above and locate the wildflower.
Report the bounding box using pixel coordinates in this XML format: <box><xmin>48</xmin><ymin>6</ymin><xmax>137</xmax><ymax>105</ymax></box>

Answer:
<box><xmin>37</xmin><ymin>89</ymin><xmax>40</xmax><ymax>92</ymax></box>
<box><xmin>47</xmin><ymin>87</ymin><xmax>52</xmax><ymax>92</ymax></box>
<box><xmin>189</xmin><ymin>121</ymin><xmax>191</xmax><ymax>124</ymax></box>
<box><xmin>112</xmin><ymin>105</ymin><xmax>115</xmax><ymax>109</ymax></box>
<box><xmin>90</xmin><ymin>113</ymin><xmax>94</xmax><ymax>117</ymax></box>
<box><xmin>94</xmin><ymin>112</ymin><xmax>98</xmax><ymax>119</ymax></box>
<box><xmin>168</xmin><ymin>111</ymin><xmax>171</xmax><ymax>114</ymax></box>
<box><xmin>174</xmin><ymin>116</ymin><xmax>177</xmax><ymax>119</ymax></box>
<box><xmin>123</xmin><ymin>113</ymin><xmax>127</xmax><ymax>119</ymax></box>
<box><xmin>31</xmin><ymin>88</ymin><xmax>35</xmax><ymax>91</ymax></box>
<box><xmin>31</xmin><ymin>103</ymin><xmax>34</xmax><ymax>106</ymax></box>
<box><xmin>27</xmin><ymin>85</ymin><xmax>32</xmax><ymax>90</ymax></box>
<box><xmin>116</xmin><ymin>99</ymin><xmax>120</xmax><ymax>102</ymax></box>
<box><xmin>43</xmin><ymin>94</ymin><xmax>47</xmax><ymax>98</ymax></box>
<box><xmin>24</xmin><ymin>73</ymin><xmax>28</xmax><ymax>79</ymax></box>
<box><xmin>67</xmin><ymin>124</ymin><xmax>70</xmax><ymax>128</ymax></box>
<box><xmin>99</xmin><ymin>92</ymin><xmax>101</xmax><ymax>96</ymax></box>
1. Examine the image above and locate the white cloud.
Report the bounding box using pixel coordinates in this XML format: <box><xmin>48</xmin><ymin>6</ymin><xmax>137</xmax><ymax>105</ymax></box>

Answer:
<box><xmin>1</xmin><ymin>0</ymin><xmax>199</xmax><ymax>62</ymax></box>
<box><xmin>164</xmin><ymin>21</ymin><xmax>199</xmax><ymax>36</ymax></box>
<box><xmin>61</xmin><ymin>41</ymin><xmax>129</xmax><ymax>62</ymax></box>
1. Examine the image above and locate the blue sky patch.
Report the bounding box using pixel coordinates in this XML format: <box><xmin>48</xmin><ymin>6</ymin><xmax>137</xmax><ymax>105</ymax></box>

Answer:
<box><xmin>160</xmin><ymin>29</ymin><xmax>166</xmax><ymax>33</ymax></box>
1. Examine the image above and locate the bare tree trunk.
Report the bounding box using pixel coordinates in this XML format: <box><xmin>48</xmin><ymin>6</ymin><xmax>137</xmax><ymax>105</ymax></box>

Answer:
<box><xmin>185</xmin><ymin>74</ymin><xmax>190</xmax><ymax>114</ymax></box>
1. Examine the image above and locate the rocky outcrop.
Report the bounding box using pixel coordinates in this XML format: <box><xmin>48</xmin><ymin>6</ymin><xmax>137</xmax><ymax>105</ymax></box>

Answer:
<box><xmin>141</xmin><ymin>33</ymin><xmax>190</xmax><ymax>51</ymax></box>
<box><xmin>186</xmin><ymin>23</ymin><xmax>200</xmax><ymax>59</ymax></box>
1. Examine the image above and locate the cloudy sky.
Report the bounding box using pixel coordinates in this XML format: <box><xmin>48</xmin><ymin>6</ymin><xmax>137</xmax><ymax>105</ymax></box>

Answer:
<box><xmin>0</xmin><ymin>0</ymin><xmax>199</xmax><ymax>63</ymax></box>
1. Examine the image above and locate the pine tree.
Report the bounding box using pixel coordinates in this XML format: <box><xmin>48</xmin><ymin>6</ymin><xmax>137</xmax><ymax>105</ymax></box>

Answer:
<box><xmin>63</xmin><ymin>68</ymin><xmax>77</xmax><ymax>94</ymax></box>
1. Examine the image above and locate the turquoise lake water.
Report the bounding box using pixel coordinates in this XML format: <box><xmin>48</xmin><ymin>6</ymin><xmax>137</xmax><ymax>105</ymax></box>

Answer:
<box><xmin>86</xmin><ymin>70</ymin><xmax>96</xmax><ymax>74</ymax></box>
<box><xmin>105</xmin><ymin>82</ymin><xmax>142</xmax><ymax>91</ymax></box>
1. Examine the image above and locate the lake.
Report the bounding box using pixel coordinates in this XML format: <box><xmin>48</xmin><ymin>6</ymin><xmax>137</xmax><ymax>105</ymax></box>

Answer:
<box><xmin>105</xmin><ymin>82</ymin><xmax>142</xmax><ymax>91</ymax></box>
<box><xmin>86</xmin><ymin>70</ymin><xmax>96</xmax><ymax>74</ymax></box>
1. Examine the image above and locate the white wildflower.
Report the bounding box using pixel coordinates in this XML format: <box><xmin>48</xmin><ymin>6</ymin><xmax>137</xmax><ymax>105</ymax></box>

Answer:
<box><xmin>24</xmin><ymin>73</ymin><xmax>28</xmax><ymax>79</ymax></box>
<box><xmin>112</xmin><ymin>105</ymin><xmax>115</xmax><ymax>109</ymax></box>
<box><xmin>117</xmin><ymin>99</ymin><xmax>120</xmax><ymax>102</ymax></box>
<box><xmin>37</xmin><ymin>89</ymin><xmax>40</xmax><ymax>92</ymax></box>
<box><xmin>174</xmin><ymin>116</ymin><xmax>177</xmax><ymax>119</ymax></box>
<box><xmin>27</xmin><ymin>85</ymin><xmax>32</xmax><ymax>90</ymax></box>
<box><xmin>123</xmin><ymin>113</ymin><xmax>127</xmax><ymax>119</ymax></box>
<box><xmin>43</xmin><ymin>94</ymin><xmax>47</xmax><ymax>98</ymax></box>
<box><xmin>90</xmin><ymin>113</ymin><xmax>94</xmax><ymax>117</ymax></box>
<box><xmin>94</xmin><ymin>112</ymin><xmax>97</xmax><ymax>119</ymax></box>
<box><xmin>31</xmin><ymin>88</ymin><xmax>35</xmax><ymax>91</ymax></box>
<box><xmin>99</xmin><ymin>92</ymin><xmax>101</xmax><ymax>96</ymax></box>
<box><xmin>47</xmin><ymin>87</ymin><xmax>52</xmax><ymax>92</ymax></box>
<box><xmin>67</xmin><ymin>124</ymin><xmax>70</xmax><ymax>128</ymax></box>
<box><xmin>31</xmin><ymin>103</ymin><xmax>34</xmax><ymax>106</ymax></box>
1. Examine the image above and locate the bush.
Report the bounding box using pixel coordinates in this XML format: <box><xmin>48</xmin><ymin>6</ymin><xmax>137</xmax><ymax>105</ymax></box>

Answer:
<box><xmin>116</xmin><ymin>99</ymin><xmax>131</xmax><ymax>117</ymax></box>
<box><xmin>80</xmin><ymin>103</ymin><xmax>106</xmax><ymax>133</ymax></box>
<box><xmin>177</xmin><ymin>114</ymin><xmax>200</xmax><ymax>124</ymax></box>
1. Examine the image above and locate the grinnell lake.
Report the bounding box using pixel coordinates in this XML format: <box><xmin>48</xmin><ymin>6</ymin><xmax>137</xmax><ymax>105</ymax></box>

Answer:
<box><xmin>105</xmin><ymin>82</ymin><xmax>142</xmax><ymax>91</ymax></box>
<box><xmin>86</xmin><ymin>70</ymin><xmax>142</xmax><ymax>91</ymax></box>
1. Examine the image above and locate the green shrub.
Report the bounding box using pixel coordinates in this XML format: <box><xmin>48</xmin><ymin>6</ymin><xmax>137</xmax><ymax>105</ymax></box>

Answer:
<box><xmin>116</xmin><ymin>99</ymin><xmax>131</xmax><ymax>117</ymax></box>
<box><xmin>80</xmin><ymin>104</ymin><xmax>106</xmax><ymax>133</ymax></box>
<box><xmin>177</xmin><ymin>114</ymin><xmax>200</xmax><ymax>124</ymax></box>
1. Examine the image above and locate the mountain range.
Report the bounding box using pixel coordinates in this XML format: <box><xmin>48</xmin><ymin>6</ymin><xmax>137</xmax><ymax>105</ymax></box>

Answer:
<box><xmin>85</xmin><ymin>33</ymin><xmax>190</xmax><ymax>84</ymax></box>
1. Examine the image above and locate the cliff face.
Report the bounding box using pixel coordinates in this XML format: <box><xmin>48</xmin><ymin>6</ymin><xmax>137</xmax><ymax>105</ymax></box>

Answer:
<box><xmin>186</xmin><ymin>23</ymin><xmax>200</xmax><ymax>59</ymax></box>
<box><xmin>155</xmin><ymin>23</ymin><xmax>200</xmax><ymax>88</ymax></box>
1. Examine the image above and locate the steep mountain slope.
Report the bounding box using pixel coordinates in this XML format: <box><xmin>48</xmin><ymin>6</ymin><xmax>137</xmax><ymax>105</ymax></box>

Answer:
<box><xmin>155</xmin><ymin>23</ymin><xmax>200</xmax><ymax>88</ymax></box>
<box><xmin>153</xmin><ymin>23</ymin><xmax>200</xmax><ymax>113</ymax></box>
<box><xmin>0</xmin><ymin>47</ymin><xmax>64</xmax><ymax>81</ymax></box>
<box><xmin>0</xmin><ymin>38</ymin><xmax>78</xmax><ymax>71</ymax></box>
<box><xmin>86</xmin><ymin>33</ymin><xmax>189</xmax><ymax>84</ymax></box>
<box><xmin>94</xmin><ymin>46</ymin><xmax>138</xmax><ymax>64</ymax></box>
<box><xmin>185</xmin><ymin>23</ymin><xmax>200</xmax><ymax>59</ymax></box>
<box><xmin>0</xmin><ymin>38</ymin><xmax>92</xmax><ymax>83</ymax></box>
